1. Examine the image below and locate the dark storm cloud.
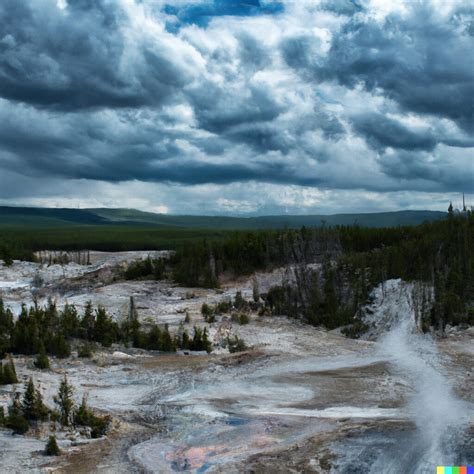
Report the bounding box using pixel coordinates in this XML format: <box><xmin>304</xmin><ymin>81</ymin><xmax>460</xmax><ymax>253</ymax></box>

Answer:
<box><xmin>379</xmin><ymin>149</ymin><xmax>473</xmax><ymax>191</ymax></box>
<box><xmin>352</xmin><ymin>114</ymin><xmax>437</xmax><ymax>152</ymax></box>
<box><xmin>237</xmin><ymin>33</ymin><xmax>271</xmax><ymax>71</ymax></box>
<box><xmin>0</xmin><ymin>0</ymin><xmax>188</xmax><ymax>110</ymax></box>
<box><xmin>310</xmin><ymin>4</ymin><xmax>474</xmax><ymax>132</ymax></box>
<box><xmin>319</xmin><ymin>0</ymin><xmax>363</xmax><ymax>16</ymax></box>
<box><xmin>0</xmin><ymin>0</ymin><xmax>472</xmax><ymax>210</ymax></box>
<box><xmin>280</xmin><ymin>35</ymin><xmax>323</xmax><ymax>71</ymax></box>
<box><xmin>190</xmin><ymin>83</ymin><xmax>284</xmax><ymax>134</ymax></box>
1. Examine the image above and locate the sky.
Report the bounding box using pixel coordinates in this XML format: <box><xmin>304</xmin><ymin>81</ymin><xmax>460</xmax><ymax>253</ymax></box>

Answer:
<box><xmin>0</xmin><ymin>0</ymin><xmax>472</xmax><ymax>215</ymax></box>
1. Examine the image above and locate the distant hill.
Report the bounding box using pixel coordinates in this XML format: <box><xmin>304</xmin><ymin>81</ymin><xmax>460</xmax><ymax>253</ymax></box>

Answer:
<box><xmin>0</xmin><ymin>206</ymin><xmax>446</xmax><ymax>229</ymax></box>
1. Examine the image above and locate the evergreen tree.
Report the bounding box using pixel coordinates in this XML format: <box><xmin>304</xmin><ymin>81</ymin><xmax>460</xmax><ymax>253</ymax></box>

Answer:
<box><xmin>22</xmin><ymin>378</ymin><xmax>36</xmax><ymax>420</ymax></box>
<box><xmin>74</xmin><ymin>394</ymin><xmax>91</xmax><ymax>426</ymax></box>
<box><xmin>7</xmin><ymin>392</ymin><xmax>29</xmax><ymax>434</ymax></box>
<box><xmin>61</xmin><ymin>304</ymin><xmax>80</xmax><ymax>338</ymax></box>
<box><xmin>34</xmin><ymin>341</ymin><xmax>50</xmax><ymax>370</ymax></box>
<box><xmin>54</xmin><ymin>375</ymin><xmax>74</xmax><ymax>427</ymax></box>
<box><xmin>74</xmin><ymin>394</ymin><xmax>110</xmax><ymax>439</ymax></box>
<box><xmin>160</xmin><ymin>324</ymin><xmax>174</xmax><ymax>352</ymax></box>
<box><xmin>49</xmin><ymin>333</ymin><xmax>71</xmax><ymax>358</ymax></box>
<box><xmin>34</xmin><ymin>387</ymin><xmax>49</xmax><ymax>421</ymax></box>
<box><xmin>80</xmin><ymin>301</ymin><xmax>95</xmax><ymax>340</ymax></box>
<box><xmin>94</xmin><ymin>307</ymin><xmax>117</xmax><ymax>347</ymax></box>
<box><xmin>2</xmin><ymin>356</ymin><xmax>18</xmax><ymax>384</ymax></box>
<box><xmin>146</xmin><ymin>325</ymin><xmax>162</xmax><ymax>350</ymax></box>
<box><xmin>0</xmin><ymin>297</ymin><xmax>14</xmax><ymax>357</ymax></box>
<box><xmin>22</xmin><ymin>378</ymin><xmax>48</xmax><ymax>421</ymax></box>
<box><xmin>78</xmin><ymin>342</ymin><xmax>93</xmax><ymax>358</ymax></box>
<box><xmin>45</xmin><ymin>435</ymin><xmax>60</xmax><ymax>456</ymax></box>
<box><xmin>252</xmin><ymin>278</ymin><xmax>260</xmax><ymax>303</ymax></box>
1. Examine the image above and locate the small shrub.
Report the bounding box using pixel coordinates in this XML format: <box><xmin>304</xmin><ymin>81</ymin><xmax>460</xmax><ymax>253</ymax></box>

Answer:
<box><xmin>78</xmin><ymin>343</ymin><xmax>93</xmax><ymax>358</ymax></box>
<box><xmin>74</xmin><ymin>395</ymin><xmax>111</xmax><ymax>438</ymax></box>
<box><xmin>233</xmin><ymin>291</ymin><xmax>248</xmax><ymax>311</ymax></box>
<box><xmin>239</xmin><ymin>314</ymin><xmax>250</xmax><ymax>325</ymax></box>
<box><xmin>201</xmin><ymin>303</ymin><xmax>215</xmax><ymax>323</ymax></box>
<box><xmin>6</xmin><ymin>413</ymin><xmax>29</xmax><ymax>434</ymax></box>
<box><xmin>34</xmin><ymin>343</ymin><xmax>50</xmax><ymax>369</ymax></box>
<box><xmin>226</xmin><ymin>336</ymin><xmax>248</xmax><ymax>354</ymax></box>
<box><xmin>231</xmin><ymin>313</ymin><xmax>249</xmax><ymax>325</ymax></box>
<box><xmin>215</xmin><ymin>300</ymin><xmax>231</xmax><ymax>314</ymax></box>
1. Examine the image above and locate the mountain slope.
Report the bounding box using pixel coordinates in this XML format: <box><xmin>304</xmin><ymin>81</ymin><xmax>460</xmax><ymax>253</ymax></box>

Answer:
<box><xmin>0</xmin><ymin>206</ymin><xmax>446</xmax><ymax>229</ymax></box>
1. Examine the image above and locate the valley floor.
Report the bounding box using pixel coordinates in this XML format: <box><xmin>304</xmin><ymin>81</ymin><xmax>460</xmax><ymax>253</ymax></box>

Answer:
<box><xmin>0</xmin><ymin>253</ymin><xmax>472</xmax><ymax>473</ymax></box>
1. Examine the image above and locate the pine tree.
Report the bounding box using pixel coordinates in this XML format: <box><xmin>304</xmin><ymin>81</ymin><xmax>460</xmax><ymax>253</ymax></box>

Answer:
<box><xmin>252</xmin><ymin>278</ymin><xmax>260</xmax><ymax>303</ymax></box>
<box><xmin>80</xmin><ymin>301</ymin><xmax>95</xmax><ymax>340</ymax></box>
<box><xmin>201</xmin><ymin>328</ymin><xmax>212</xmax><ymax>353</ymax></box>
<box><xmin>74</xmin><ymin>394</ymin><xmax>110</xmax><ymax>439</ymax></box>
<box><xmin>54</xmin><ymin>375</ymin><xmax>74</xmax><ymax>427</ymax></box>
<box><xmin>74</xmin><ymin>394</ymin><xmax>91</xmax><ymax>426</ymax></box>
<box><xmin>22</xmin><ymin>378</ymin><xmax>36</xmax><ymax>420</ymax></box>
<box><xmin>22</xmin><ymin>377</ymin><xmax>48</xmax><ymax>421</ymax></box>
<box><xmin>160</xmin><ymin>324</ymin><xmax>174</xmax><ymax>352</ymax></box>
<box><xmin>7</xmin><ymin>392</ymin><xmax>29</xmax><ymax>434</ymax></box>
<box><xmin>45</xmin><ymin>435</ymin><xmax>60</xmax><ymax>456</ymax></box>
<box><xmin>34</xmin><ymin>341</ymin><xmax>50</xmax><ymax>370</ymax></box>
<box><xmin>34</xmin><ymin>387</ymin><xmax>48</xmax><ymax>421</ymax></box>
<box><xmin>146</xmin><ymin>325</ymin><xmax>162</xmax><ymax>350</ymax></box>
<box><xmin>0</xmin><ymin>297</ymin><xmax>14</xmax><ymax>357</ymax></box>
<box><xmin>49</xmin><ymin>334</ymin><xmax>71</xmax><ymax>358</ymax></box>
<box><xmin>2</xmin><ymin>355</ymin><xmax>18</xmax><ymax>384</ymax></box>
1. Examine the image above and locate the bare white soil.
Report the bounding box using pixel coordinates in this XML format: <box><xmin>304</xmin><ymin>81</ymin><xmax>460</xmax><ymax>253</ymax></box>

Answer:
<box><xmin>0</xmin><ymin>256</ymin><xmax>472</xmax><ymax>473</ymax></box>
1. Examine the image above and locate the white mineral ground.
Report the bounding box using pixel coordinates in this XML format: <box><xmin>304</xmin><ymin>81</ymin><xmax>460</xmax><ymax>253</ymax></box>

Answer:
<box><xmin>0</xmin><ymin>254</ymin><xmax>472</xmax><ymax>473</ymax></box>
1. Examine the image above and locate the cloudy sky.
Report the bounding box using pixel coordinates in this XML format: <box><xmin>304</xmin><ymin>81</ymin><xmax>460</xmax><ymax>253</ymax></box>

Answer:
<box><xmin>0</xmin><ymin>0</ymin><xmax>472</xmax><ymax>215</ymax></box>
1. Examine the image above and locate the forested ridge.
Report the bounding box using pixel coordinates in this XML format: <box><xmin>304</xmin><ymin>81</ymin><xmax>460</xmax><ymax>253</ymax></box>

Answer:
<box><xmin>1</xmin><ymin>213</ymin><xmax>472</xmax><ymax>333</ymax></box>
<box><xmin>170</xmin><ymin>213</ymin><xmax>473</xmax><ymax>330</ymax></box>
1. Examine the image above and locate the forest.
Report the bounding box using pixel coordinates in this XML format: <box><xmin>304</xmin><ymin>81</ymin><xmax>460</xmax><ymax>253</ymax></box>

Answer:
<box><xmin>1</xmin><ymin>213</ymin><xmax>472</xmax><ymax>333</ymax></box>
<box><xmin>170</xmin><ymin>213</ymin><xmax>473</xmax><ymax>331</ymax></box>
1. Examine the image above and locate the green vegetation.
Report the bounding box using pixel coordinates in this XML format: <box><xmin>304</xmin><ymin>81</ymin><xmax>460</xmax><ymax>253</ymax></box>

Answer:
<box><xmin>0</xmin><ymin>296</ymin><xmax>213</xmax><ymax>359</ymax></box>
<box><xmin>225</xmin><ymin>336</ymin><xmax>248</xmax><ymax>353</ymax></box>
<box><xmin>0</xmin><ymin>356</ymin><xmax>18</xmax><ymax>385</ymax></box>
<box><xmin>268</xmin><ymin>214</ymin><xmax>474</xmax><ymax>331</ymax></box>
<box><xmin>0</xmin><ymin>207</ymin><xmax>445</xmax><ymax>263</ymax></box>
<box><xmin>1</xmin><ymin>209</ymin><xmax>471</xmax><ymax>336</ymax></box>
<box><xmin>22</xmin><ymin>377</ymin><xmax>48</xmax><ymax>421</ymax></box>
<box><xmin>0</xmin><ymin>206</ymin><xmax>445</xmax><ymax>229</ymax></box>
<box><xmin>45</xmin><ymin>435</ymin><xmax>60</xmax><ymax>456</ymax></box>
<box><xmin>74</xmin><ymin>395</ymin><xmax>110</xmax><ymax>438</ymax></box>
<box><xmin>54</xmin><ymin>375</ymin><xmax>75</xmax><ymax>427</ymax></box>
<box><xmin>0</xmin><ymin>226</ymin><xmax>228</xmax><ymax>260</ymax></box>
<box><xmin>172</xmin><ymin>214</ymin><xmax>473</xmax><ymax>331</ymax></box>
<box><xmin>34</xmin><ymin>342</ymin><xmax>50</xmax><ymax>369</ymax></box>
<box><xmin>6</xmin><ymin>393</ymin><xmax>29</xmax><ymax>434</ymax></box>
<box><xmin>0</xmin><ymin>373</ymin><xmax>110</xmax><ymax>441</ymax></box>
<box><xmin>124</xmin><ymin>256</ymin><xmax>165</xmax><ymax>280</ymax></box>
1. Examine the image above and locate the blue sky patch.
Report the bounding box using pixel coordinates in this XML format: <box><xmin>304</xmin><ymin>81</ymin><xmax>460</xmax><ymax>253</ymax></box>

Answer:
<box><xmin>164</xmin><ymin>0</ymin><xmax>284</xmax><ymax>31</ymax></box>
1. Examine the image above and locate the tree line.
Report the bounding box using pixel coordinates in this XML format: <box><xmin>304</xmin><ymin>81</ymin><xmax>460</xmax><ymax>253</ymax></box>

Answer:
<box><xmin>263</xmin><ymin>214</ymin><xmax>474</xmax><ymax>332</ymax></box>
<box><xmin>170</xmin><ymin>214</ymin><xmax>473</xmax><ymax>331</ymax></box>
<box><xmin>0</xmin><ymin>298</ymin><xmax>212</xmax><ymax>360</ymax></box>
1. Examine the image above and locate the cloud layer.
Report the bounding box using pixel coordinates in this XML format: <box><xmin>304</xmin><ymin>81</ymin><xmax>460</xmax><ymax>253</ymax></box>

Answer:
<box><xmin>0</xmin><ymin>0</ymin><xmax>472</xmax><ymax>214</ymax></box>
